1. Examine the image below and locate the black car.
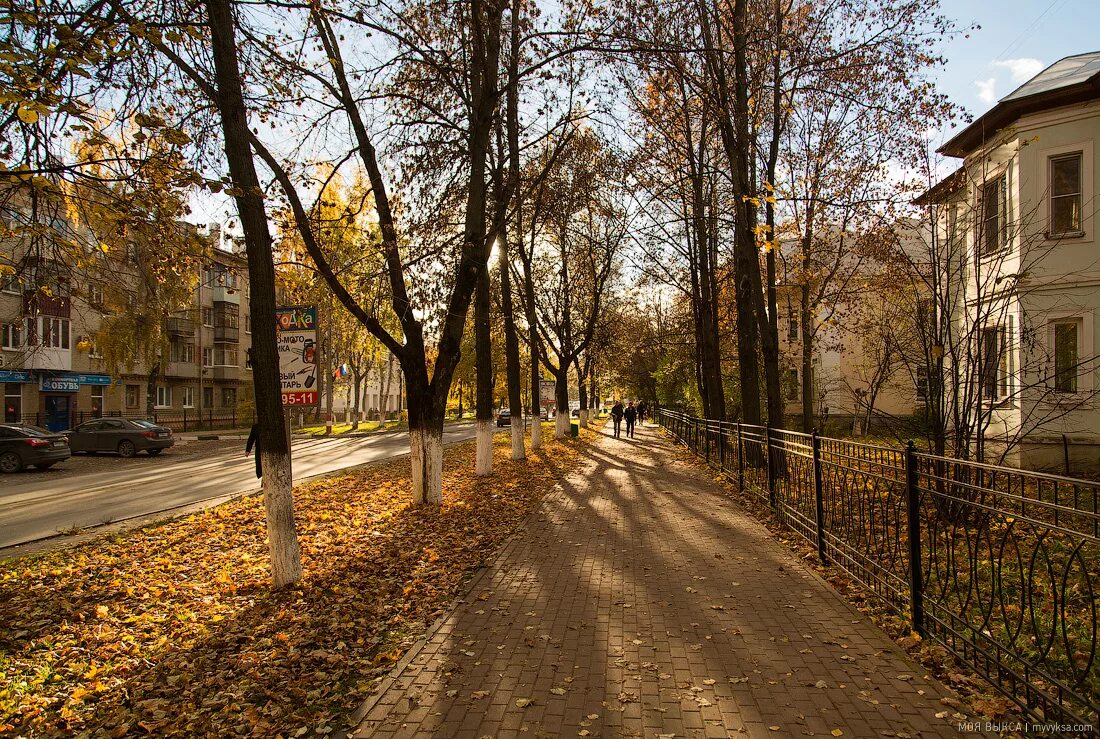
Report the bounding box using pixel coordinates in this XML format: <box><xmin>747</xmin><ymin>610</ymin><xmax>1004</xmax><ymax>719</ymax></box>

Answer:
<box><xmin>496</xmin><ymin>409</ymin><xmax>512</xmax><ymax>427</ymax></box>
<box><xmin>0</xmin><ymin>424</ymin><xmax>71</xmax><ymax>473</ymax></box>
<box><xmin>67</xmin><ymin>418</ymin><xmax>175</xmax><ymax>457</ymax></box>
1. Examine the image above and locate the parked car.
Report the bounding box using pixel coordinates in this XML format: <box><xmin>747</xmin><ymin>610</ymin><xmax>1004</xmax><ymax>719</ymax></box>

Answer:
<box><xmin>496</xmin><ymin>409</ymin><xmax>512</xmax><ymax>427</ymax></box>
<box><xmin>0</xmin><ymin>424</ymin><xmax>71</xmax><ymax>473</ymax></box>
<box><xmin>67</xmin><ymin>418</ymin><xmax>175</xmax><ymax>457</ymax></box>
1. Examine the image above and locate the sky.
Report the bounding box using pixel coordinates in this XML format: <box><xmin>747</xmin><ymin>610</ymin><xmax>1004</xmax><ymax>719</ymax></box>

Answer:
<box><xmin>930</xmin><ymin>0</ymin><xmax>1100</xmax><ymax>145</ymax></box>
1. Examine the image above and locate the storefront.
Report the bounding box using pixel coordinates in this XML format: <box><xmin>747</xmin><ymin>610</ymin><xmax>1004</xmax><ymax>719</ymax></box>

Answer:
<box><xmin>37</xmin><ymin>373</ymin><xmax>112</xmax><ymax>431</ymax></box>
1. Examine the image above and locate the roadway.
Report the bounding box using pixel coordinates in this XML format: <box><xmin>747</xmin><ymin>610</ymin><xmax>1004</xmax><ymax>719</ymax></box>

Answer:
<box><xmin>0</xmin><ymin>423</ymin><xmax>489</xmax><ymax>549</ymax></box>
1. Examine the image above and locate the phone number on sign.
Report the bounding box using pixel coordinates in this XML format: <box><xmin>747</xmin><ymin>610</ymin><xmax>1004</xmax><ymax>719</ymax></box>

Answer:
<box><xmin>282</xmin><ymin>391</ymin><xmax>318</xmax><ymax>406</ymax></box>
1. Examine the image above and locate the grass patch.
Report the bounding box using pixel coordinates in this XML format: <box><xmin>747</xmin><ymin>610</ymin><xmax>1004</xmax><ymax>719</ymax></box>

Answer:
<box><xmin>0</xmin><ymin>424</ymin><xmax>602</xmax><ymax>736</ymax></box>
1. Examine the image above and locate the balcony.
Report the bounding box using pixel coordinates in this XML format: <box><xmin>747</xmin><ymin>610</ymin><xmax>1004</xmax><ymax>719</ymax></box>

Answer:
<box><xmin>166</xmin><ymin>317</ymin><xmax>196</xmax><ymax>337</ymax></box>
<box><xmin>214</xmin><ymin>325</ymin><xmax>239</xmax><ymax>342</ymax></box>
<box><xmin>212</xmin><ymin>286</ymin><xmax>240</xmax><ymax>305</ymax></box>
<box><xmin>165</xmin><ymin>361</ymin><xmax>200</xmax><ymax>379</ymax></box>
<box><xmin>210</xmin><ymin>365</ymin><xmax>240</xmax><ymax>381</ymax></box>
<box><xmin>25</xmin><ymin>346</ymin><xmax>71</xmax><ymax>371</ymax></box>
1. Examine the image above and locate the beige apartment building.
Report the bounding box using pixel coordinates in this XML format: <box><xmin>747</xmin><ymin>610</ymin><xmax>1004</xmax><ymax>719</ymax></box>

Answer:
<box><xmin>1</xmin><ymin>214</ymin><xmax>254</xmax><ymax>431</ymax></box>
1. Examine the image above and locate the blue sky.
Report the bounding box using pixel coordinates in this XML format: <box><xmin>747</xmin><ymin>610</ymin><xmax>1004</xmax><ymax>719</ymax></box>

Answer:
<box><xmin>932</xmin><ymin>0</ymin><xmax>1100</xmax><ymax>132</ymax></box>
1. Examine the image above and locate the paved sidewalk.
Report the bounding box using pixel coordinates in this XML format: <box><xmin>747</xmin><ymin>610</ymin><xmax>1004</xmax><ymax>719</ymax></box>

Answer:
<box><xmin>350</xmin><ymin>423</ymin><xmax>963</xmax><ymax>738</ymax></box>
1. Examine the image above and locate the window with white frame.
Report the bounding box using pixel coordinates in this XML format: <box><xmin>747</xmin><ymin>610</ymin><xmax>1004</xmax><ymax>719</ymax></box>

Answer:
<box><xmin>788</xmin><ymin>317</ymin><xmax>799</xmax><ymax>341</ymax></box>
<box><xmin>125</xmin><ymin>384</ymin><xmax>140</xmax><ymax>408</ymax></box>
<box><xmin>0</xmin><ymin>273</ymin><xmax>20</xmax><ymax>294</ymax></box>
<box><xmin>202</xmin><ymin>347</ymin><xmax>213</xmax><ymax>367</ymax></box>
<box><xmin>981</xmin><ymin>174</ymin><xmax>1008</xmax><ymax>255</ymax></box>
<box><xmin>181</xmin><ymin>386</ymin><xmax>195</xmax><ymax>408</ymax></box>
<box><xmin>1050</xmin><ymin>153</ymin><xmax>1082</xmax><ymax>236</ymax></box>
<box><xmin>170</xmin><ymin>341</ymin><xmax>195</xmax><ymax>364</ymax></box>
<box><xmin>156</xmin><ymin>385</ymin><xmax>171</xmax><ymax>408</ymax></box>
<box><xmin>90</xmin><ymin>385</ymin><xmax>105</xmax><ymax>416</ymax></box>
<box><xmin>981</xmin><ymin>326</ymin><xmax>1009</xmax><ymax>401</ymax></box>
<box><xmin>38</xmin><ymin>316</ymin><xmax>70</xmax><ymax>349</ymax></box>
<box><xmin>213</xmin><ymin>346</ymin><xmax>238</xmax><ymax>366</ymax></box>
<box><xmin>1052</xmin><ymin>319</ymin><xmax>1081</xmax><ymax>393</ymax></box>
<box><xmin>88</xmin><ymin>283</ymin><xmax>105</xmax><ymax>306</ymax></box>
<box><xmin>221</xmin><ymin>387</ymin><xmax>236</xmax><ymax>408</ymax></box>
<box><xmin>1</xmin><ymin>322</ymin><xmax>21</xmax><ymax>350</ymax></box>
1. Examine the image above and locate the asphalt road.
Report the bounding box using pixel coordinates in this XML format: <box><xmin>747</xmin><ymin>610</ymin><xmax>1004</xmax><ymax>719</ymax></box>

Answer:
<box><xmin>0</xmin><ymin>423</ymin><xmax>488</xmax><ymax>549</ymax></box>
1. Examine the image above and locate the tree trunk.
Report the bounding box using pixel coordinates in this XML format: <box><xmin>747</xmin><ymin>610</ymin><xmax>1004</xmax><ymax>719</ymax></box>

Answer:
<box><xmin>324</xmin><ymin>328</ymin><xmax>334</xmax><ymax>434</ymax></box>
<box><xmin>500</xmin><ymin>238</ymin><xmax>525</xmax><ymax>459</ymax></box>
<box><xmin>575</xmin><ymin>356</ymin><xmax>589</xmax><ymax>428</ymax></box>
<box><xmin>205</xmin><ymin>0</ymin><xmax>300</xmax><ymax>588</ymax></box>
<box><xmin>554</xmin><ymin>370</ymin><xmax>570</xmax><ymax>439</ymax></box>
<box><xmin>145</xmin><ymin>362</ymin><xmax>159</xmax><ymax>419</ymax></box>
<box><xmin>801</xmin><ymin>283</ymin><xmax>814</xmax><ymax>433</ymax></box>
<box><xmin>474</xmin><ymin>261</ymin><xmax>493</xmax><ymax>475</ymax></box>
<box><xmin>351</xmin><ymin>367</ymin><xmax>362</xmax><ymax>430</ymax></box>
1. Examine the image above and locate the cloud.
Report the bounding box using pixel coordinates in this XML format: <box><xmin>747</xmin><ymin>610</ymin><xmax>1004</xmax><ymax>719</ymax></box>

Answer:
<box><xmin>993</xmin><ymin>57</ymin><xmax>1044</xmax><ymax>83</ymax></box>
<box><xmin>975</xmin><ymin>77</ymin><xmax>997</xmax><ymax>104</ymax></box>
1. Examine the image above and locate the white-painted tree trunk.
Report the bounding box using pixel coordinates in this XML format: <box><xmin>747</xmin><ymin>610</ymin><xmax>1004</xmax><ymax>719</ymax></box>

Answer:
<box><xmin>410</xmin><ymin>427</ymin><xmax>443</xmax><ymax>505</ymax></box>
<box><xmin>531</xmin><ymin>416</ymin><xmax>542</xmax><ymax>449</ymax></box>
<box><xmin>261</xmin><ymin>450</ymin><xmax>301</xmax><ymax>589</ymax></box>
<box><xmin>510</xmin><ymin>420</ymin><xmax>525</xmax><ymax>460</ymax></box>
<box><xmin>555</xmin><ymin>411</ymin><xmax>569</xmax><ymax>439</ymax></box>
<box><xmin>476</xmin><ymin>419</ymin><xmax>493</xmax><ymax>475</ymax></box>
<box><xmin>578</xmin><ymin>408</ymin><xmax>588</xmax><ymax>428</ymax></box>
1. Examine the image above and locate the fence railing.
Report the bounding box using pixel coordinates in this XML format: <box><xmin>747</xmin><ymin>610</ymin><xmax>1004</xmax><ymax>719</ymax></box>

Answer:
<box><xmin>658</xmin><ymin>408</ymin><xmax>1100</xmax><ymax>729</ymax></box>
<box><xmin>14</xmin><ymin>409</ymin><xmax>252</xmax><ymax>432</ymax></box>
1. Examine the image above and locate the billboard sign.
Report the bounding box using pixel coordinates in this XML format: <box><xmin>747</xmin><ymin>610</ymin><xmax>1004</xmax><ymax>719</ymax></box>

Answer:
<box><xmin>276</xmin><ymin>305</ymin><xmax>319</xmax><ymax>406</ymax></box>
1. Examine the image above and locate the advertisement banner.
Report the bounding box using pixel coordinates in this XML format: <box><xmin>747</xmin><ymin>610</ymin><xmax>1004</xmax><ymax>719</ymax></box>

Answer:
<box><xmin>276</xmin><ymin>305</ymin><xmax>319</xmax><ymax>407</ymax></box>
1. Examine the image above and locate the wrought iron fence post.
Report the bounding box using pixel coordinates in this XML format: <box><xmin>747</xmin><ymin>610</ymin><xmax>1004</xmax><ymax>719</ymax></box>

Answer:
<box><xmin>705</xmin><ymin>420</ymin><xmax>710</xmax><ymax>464</ymax></box>
<box><xmin>812</xmin><ymin>430</ymin><xmax>827</xmax><ymax>564</ymax></box>
<box><xmin>736</xmin><ymin>421</ymin><xmax>744</xmax><ymax>492</ymax></box>
<box><xmin>905</xmin><ymin>440</ymin><xmax>925</xmax><ymax>636</ymax></box>
<box><xmin>765</xmin><ymin>424</ymin><xmax>777</xmax><ymax>511</ymax></box>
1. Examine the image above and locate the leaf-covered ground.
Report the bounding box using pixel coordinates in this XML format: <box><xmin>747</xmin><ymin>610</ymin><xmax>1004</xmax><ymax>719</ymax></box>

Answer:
<box><xmin>1</xmin><ymin>424</ymin><xmax>599</xmax><ymax>737</ymax></box>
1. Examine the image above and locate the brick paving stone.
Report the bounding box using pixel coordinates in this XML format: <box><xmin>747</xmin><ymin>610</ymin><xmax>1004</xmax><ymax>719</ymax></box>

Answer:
<box><xmin>349</xmin><ymin>423</ymin><xmax>967</xmax><ymax>738</ymax></box>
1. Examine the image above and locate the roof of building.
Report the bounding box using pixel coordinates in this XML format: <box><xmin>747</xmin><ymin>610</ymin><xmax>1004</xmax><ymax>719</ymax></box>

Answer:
<box><xmin>939</xmin><ymin>51</ymin><xmax>1100</xmax><ymax>158</ymax></box>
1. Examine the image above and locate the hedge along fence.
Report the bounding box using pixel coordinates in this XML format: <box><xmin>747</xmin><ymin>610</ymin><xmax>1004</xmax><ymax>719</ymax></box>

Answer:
<box><xmin>658</xmin><ymin>409</ymin><xmax>1099</xmax><ymax>730</ymax></box>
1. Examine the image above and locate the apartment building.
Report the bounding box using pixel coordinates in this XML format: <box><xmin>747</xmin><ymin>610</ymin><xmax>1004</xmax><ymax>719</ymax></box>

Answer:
<box><xmin>917</xmin><ymin>52</ymin><xmax>1100</xmax><ymax>469</ymax></box>
<box><xmin>1</xmin><ymin>211</ymin><xmax>254</xmax><ymax>431</ymax></box>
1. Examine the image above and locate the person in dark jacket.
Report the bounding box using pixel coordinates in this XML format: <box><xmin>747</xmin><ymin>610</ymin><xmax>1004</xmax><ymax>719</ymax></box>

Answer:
<box><xmin>610</xmin><ymin>401</ymin><xmax>625</xmax><ymax>438</ymax></box>
<box><xmin>624</xmin><ymin>401</ymin><xmax>638</xmax><ymax>438</ymax></box>
<box><xmin>245</xmin><ymin>423</ymin><xmax>262</xmax><ymax>478</ymax></box>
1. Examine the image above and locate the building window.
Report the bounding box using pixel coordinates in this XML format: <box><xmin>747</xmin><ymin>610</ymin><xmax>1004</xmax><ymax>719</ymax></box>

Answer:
<box><xmin>245</xmin><ymin>313</ymin><xmax>251</xmax><ymax>333</ymax></box>
<box><xmin>221</xmin><ymin>387</ymin><xmax>236</xmax><ymax>408</ymax></box>
<box><xmin>203</xmin><ymin>386</ymin><xmax>214</xmax><ymax>409</ymax></box>
<box><xmin>214</xmin><ymin>346</ymin><xmax>238</xmax><ymax>366</ymax></box>
<box><xmin>915</xmin><ymin>367</ymin><xmax>929</xmax><ymax>399</ymax></box>
<box><xmin>39</xmin><ymin>316</ymin><xmax>70</xmax><ymax>349</ymax></box>
<box><xmin>181</xmin><ymin>386</ymin><xmax>195</xmax><ymax>408</ymax></box>
<box><xmin>981</xmin><ymin>174</ymin><xmax>1008</xmax><ymax>255</ymax></box>
<box><xmin>788</xmin><ymin>318</ymin><xmax>799</xmax><ymax>341</ymax></box>
<box><xmin>156</xmin><ymin>386</ymin><xmax>171</xmax><ymax>408</ymax></box>
<box><xmin>786</xmin><ymin>369</ymin><xmax>799</xmax><ymax>402</ymax></box>
<box><xmin>1</xmin><ymin>322</ymin><xmax>21</xmax><ymax>350</ymax></box>
<box><xmin>1</xmin><ymin>274</ymin><xmax>21</xmax><ymax>295</ymax></box>
<box><xmin>1050</xmin><ymin>153</ymin><xmax>1082</xmax><ymax>235</ymax></box>
<box><xmin>202</xmin><ymin>307</ymin><xmax>214</xmax><ymax>326</ymax></box>
<box><xmin>170</xmin><ymin>341</ymin><xmax>195</xmax><ymax>364</ymax></box>
<box><xmin>202</xmin><ymin>347</ymin><xmax>213</xmax><ymax>367</ymax></box>
<box><xmin>4</xmin><ymin>383</ymin><xmax>21</xmax><ymax>423</ymax></box>
<box><xmin>1053</xmin><ymin>320</ymin><xmax>1080</xmax><ymax>393</ymax></box>
<box><xmin>981</xmin><ymin>326</ymin><xmax>1008</xmax><ymax>401</ymax></box>
<box><xmin>90</xmin><ymin>386</ymin><xmax>105</xmax><ymax>417</ymax></box>
<box><xmin>88</xmin><ymin>283</ymin><xmax>105</xmax><ymax>306</ymax></box>
<box><xmin>125</xmin><ymin>384</ymin><xmax>140</xmax><ymax>408</ymax></box>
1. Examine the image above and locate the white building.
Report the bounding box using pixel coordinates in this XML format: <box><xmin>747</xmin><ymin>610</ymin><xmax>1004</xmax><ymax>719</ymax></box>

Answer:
<box><xmin>918</xmin><ymin>52</ymin><xmax>1100</xmax><ymax>470</ymax></box>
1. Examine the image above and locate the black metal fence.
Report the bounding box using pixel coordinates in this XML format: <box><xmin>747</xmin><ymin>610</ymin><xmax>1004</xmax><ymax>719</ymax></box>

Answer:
<box><xmin>15</xmin><ymin>409</ymin><xmax>252</xmax><ymax>432</ymax></box>
<box><xmin>658</xmin><ymin>409</ymin><xmax>1099</xmax><ymax>729</ymax></box>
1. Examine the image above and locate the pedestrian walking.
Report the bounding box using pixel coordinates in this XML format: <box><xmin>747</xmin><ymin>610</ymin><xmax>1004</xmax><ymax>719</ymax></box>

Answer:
<box><xmin>624</xmin><ymin>401</ymin><xmax>638</xmax><ymax>438</ymax></box>
<box><xmin>611</xmin><ymin>400</ymin><xmax>625</xmax><ymax>438</ymax></box>
<box><xmin>245</xmin><ymin>423</ymin><xmax>262</xmax><ymax>478</ymax></box>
